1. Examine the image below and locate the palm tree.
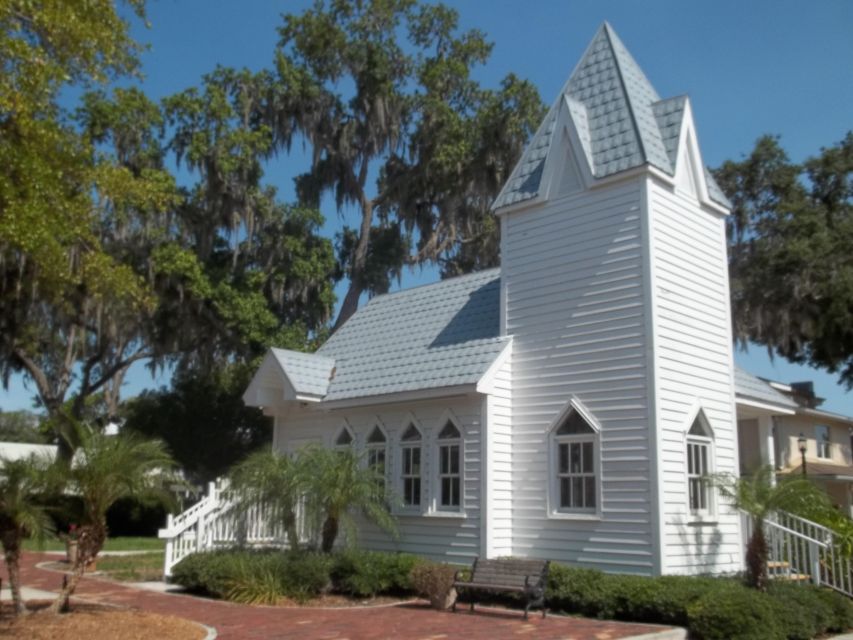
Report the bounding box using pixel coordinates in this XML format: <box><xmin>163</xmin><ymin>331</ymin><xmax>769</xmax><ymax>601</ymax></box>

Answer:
<box><xmin>50</xmin><ymin>429</ymin><xmax>175</xmax><ymax>613</ymax></box>
<box><xmin>713</xmin><ymin>465</ymin><xmax>833</xmax><ymax>590</ymax></box>
<box><xmin>227</xmin><ymin>450</ymin><xmax>302</xmax><ymax>551</ymax></box>
<box><xmin>299</xmin><ymin>446</ymin><xmax>397</xmax><ymax>553</ymax></box>
<box><xmin>0</xmin><ymin>455</ymin><xmax>54</xmax><ymax>615</ymax></box>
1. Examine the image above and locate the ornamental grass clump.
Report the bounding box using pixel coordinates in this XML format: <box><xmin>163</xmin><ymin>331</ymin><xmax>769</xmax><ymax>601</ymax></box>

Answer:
<box><xmin>409</xmin><ymin>562</ymin><xmax>458</xmax><ymax>610</ymax></box>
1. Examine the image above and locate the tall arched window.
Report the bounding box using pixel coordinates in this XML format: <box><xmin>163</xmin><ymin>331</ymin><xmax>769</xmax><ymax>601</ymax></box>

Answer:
<box><xmin>400</xmin><ymin>423</ymin><xmax>422</xmax><ymax>508</ymax></box>
<box><xmin>549</xmin><ymin>400</ymin><xmax>600</xmax><ymax>517</ymax></box>
<box><xmin>686</xmin><ymin>410</ymin><xmax>714</xmax><ymax>515</ymax></box>
<box><xmin>436</xmin><ymin>421</ymin><xmax>462</xmax><ymax>510</ymax></box>
<box><xmin>366</xmin><ymin>425</ymin><xmax>387</xmax><ymax>489</ymax></box>
<box><xmin>334</xmin><ymin>424</ymin><xmax>354</xmax><ymax>451</ymax></box>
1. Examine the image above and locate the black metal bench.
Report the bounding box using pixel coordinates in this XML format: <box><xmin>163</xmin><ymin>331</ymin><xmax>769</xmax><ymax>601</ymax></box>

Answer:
<box><xmin>452</xmin><ymin>557</ymin><xmax>550</xmax><ymax>619</ymax></box>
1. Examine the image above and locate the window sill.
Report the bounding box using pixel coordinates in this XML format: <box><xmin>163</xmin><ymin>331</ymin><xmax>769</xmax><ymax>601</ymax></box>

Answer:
<box><xmin>548</xmin><ymin>511</ymin><xmax>601</xmax><ymax>522</ymax></box>
<box><xmin>423</xmin><ymin>510</ymin><xmax>467</xmax><ymax>519</ymax></box>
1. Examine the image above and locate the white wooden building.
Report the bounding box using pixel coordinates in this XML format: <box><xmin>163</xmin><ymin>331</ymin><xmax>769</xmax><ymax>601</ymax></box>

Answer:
<box><xmin>239</xmin><ymin>22</ymin><xmax>744</xmax><ymax>576</ymax></box>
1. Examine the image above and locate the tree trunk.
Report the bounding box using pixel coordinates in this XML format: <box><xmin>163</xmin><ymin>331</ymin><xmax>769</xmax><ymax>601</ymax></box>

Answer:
<box><xmin>746</xmin><ymin>522</ymin><xmax>769</xmax><ymax>590</ymax></box>
<box><xmin>320</xmin><ymin>516</ymin><xmax>338</xmax><ymax>553</ymax></box>
<box><xmin>332</xmin><ymin>196</ymin><xmax>374</xmax><ymax>331</ymax></box>
<box><xmin>333</xmin><ymin>281</ymin><xmax>364</xmax><ymax>331</ymax></box>
<box><xmin>2</xmin><ymin>538</ymin><xmax>26</xmax><ymax>615</ymax></box>
<box><xmin>50</xmin><ymin>523</ymin><xmax>106</xmax><ymax>614</ymax></box>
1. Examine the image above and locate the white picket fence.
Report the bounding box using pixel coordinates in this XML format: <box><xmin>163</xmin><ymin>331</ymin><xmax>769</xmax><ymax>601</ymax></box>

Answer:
<box><xmin>744</xmin><ymin>510</ymin><xmax>853</xmax><ymax>597</ymax></box>
<box><xmin>157</xmin><ymin>478</ymin><xmax>301</xmax><ymax>576</ymax></box>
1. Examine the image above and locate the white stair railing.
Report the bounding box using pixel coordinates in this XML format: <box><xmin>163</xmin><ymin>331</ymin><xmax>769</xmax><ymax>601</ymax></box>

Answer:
<box><xmin>744</xmin><ymin>510</ymin><xmax>853</xmax><ymax>598</ymax></box>
<box><xmin>158</xmin><ymin>478</ymin><xmax>310</xmax><ymax>577</ymax></box>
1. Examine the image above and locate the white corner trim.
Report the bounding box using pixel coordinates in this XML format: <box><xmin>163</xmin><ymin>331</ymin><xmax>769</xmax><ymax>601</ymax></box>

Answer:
<box><xmin>475</xmin><ymin>339</ymin><xmax>513</xmax><ymax>395</ymax></box>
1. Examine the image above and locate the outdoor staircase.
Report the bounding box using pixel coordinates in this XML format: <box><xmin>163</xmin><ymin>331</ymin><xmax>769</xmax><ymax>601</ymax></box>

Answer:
<box><xmin>745</xmin><ymin>510</ymin><xmax>853</xmax><ymax>597</ymax></box>
<box><xmin>157</xmin><ymin>478</ymin><xmax>295</xmax><ymax>576</ymax></box>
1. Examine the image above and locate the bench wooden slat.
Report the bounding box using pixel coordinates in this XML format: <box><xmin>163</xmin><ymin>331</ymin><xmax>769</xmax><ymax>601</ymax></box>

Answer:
<box><xmin>452</xmin><ymin>557</ymin><xmax>550</xmax><ymax>620</ymax></box>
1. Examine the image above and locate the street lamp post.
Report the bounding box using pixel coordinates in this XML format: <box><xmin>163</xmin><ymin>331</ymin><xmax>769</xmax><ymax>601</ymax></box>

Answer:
<box><xmin>798</xmin><ymin>433</ymin><xmax>808</xmax><ymax>476</ymax></box>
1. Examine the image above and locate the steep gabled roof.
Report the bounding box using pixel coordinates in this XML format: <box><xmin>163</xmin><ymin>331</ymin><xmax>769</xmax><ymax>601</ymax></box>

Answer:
<box><xmin>270</xmin><ymin>348</ymin><xmax>335</xmax><ymax>398</ymax></box>
<box><xmin>493</xmin><ymin>22</ymin><xmax>730</xmax><ymax>210</ymax></box>
<box><xmin>316</xmin><ymin>269</ymin><xmax>507</xmax><ymax>402</ymax></box>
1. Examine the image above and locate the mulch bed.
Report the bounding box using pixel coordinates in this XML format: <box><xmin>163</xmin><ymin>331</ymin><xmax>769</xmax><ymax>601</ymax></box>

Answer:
<box><xmin>0</xmin><ymin>602</ymin><xmax>206</xmax><ymax>639</ymax></box>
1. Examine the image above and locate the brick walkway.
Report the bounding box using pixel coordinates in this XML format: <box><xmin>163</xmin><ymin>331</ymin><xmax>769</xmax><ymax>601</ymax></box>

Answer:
<box><xmin>20</xmin><ymin>553</ymin><xmax>673</xmax><ymax>640</ymax></box>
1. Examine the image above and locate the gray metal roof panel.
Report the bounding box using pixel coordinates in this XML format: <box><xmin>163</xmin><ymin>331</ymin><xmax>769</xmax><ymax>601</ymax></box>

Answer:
<box><xmin>734</xmin><ymin>366</ymin><xmax>798</xmax><ymax>409</ymax></box>
<box><xmin>270</xmin><ymin>348</ymin><xmax>335</xmax><ymax>397</ymax></box>
<box><xmin>317</xmin><ymin>269</ymin><xmax>507</xmax><ymax>401</ymax></box>
<box><xmin>493</xmin><ymin>23</ymin><xmax>729</xmax><ymax>211</ymax></box>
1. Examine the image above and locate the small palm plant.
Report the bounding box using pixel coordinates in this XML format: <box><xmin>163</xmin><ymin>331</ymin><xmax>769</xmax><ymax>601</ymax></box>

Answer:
<box><xmin>713</xmin><ymin>465</ymin><xmax>833</xmax><ymax>590</ymax></box>
<box><xmin>299</xmin><ymin>446</ymin><xmax>397</xmax><ymax>553</ymax></box>
<box><xmin>0</xmin><ymin>455</ymin><xmax>54</xmax><ymax>615</ymax></box>
<box><xmin>227</xmin><ymin>450</ymin><xmax>303</xmax><ymax>551</ymax></box>
<box><xmin>50</xmin><ymin>428</ymin><xmax>175</xmax><ymax>613</ymax></box>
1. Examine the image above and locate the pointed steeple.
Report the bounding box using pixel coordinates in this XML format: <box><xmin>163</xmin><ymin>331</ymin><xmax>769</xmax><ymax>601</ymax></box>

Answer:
<box><xmin>493</xmin><ymin>23</ymin><xmax>729</xmax><ymax>210</ymax></box>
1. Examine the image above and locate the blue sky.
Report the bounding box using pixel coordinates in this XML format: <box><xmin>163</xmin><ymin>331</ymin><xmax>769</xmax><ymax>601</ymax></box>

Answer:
<box><xmin>2</xmin><ymin>0</ymin><xmax>852</xmax><ymax>414</ymax></box>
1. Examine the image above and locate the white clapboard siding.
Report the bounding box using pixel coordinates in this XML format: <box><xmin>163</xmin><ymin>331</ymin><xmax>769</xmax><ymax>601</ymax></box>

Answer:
<box><xmin>503</xmin><ymin>178</ymin><xmax>657</xmax><ymax>574</ymax></box>
<box><xmin>649</xmin><ymin>179</ymin><xmax>742</xmax><ymax>574</ymax></box>
<box><xmin>274</xmin><ymin>396</ymin><xmax>482</xmax><ymax>563</ymax></box>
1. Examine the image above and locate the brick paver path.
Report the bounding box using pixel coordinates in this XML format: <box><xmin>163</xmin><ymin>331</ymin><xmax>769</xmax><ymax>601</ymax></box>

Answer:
<box><xmin>20</xmin><ymin>553</ymin><xmax>671</xmax><ymax>639</ymax></box>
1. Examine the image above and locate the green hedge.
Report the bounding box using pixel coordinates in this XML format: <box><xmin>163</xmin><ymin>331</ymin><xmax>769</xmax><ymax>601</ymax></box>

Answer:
<box><xmin>546</xmin><ymin>564</ymin><xmax>853</xmax><ymax>639</ymax></box>
<box><xmin>171</xmin><ymin>548</ymin><xmax>421</xmax><ymax>603</ymax></box>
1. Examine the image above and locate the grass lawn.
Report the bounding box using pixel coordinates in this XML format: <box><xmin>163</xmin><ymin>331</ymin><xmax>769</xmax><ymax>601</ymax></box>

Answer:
<box><xmin>23</xmin><ymin>536</ymin><xmax>165</xmax><ymax>553</ymax></box>
<box><xmin>95</xmin><ymin>552</ymin><xmax>165</xmax><ymax>582</ymax></box>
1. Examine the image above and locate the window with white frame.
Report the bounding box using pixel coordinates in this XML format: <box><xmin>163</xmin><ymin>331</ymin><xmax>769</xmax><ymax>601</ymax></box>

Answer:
<box><xmin>816</xmin><ymin>425</ymin><xmax>831</xmax><ymax>459</ymax></box>
<box><xmin>687</xmin><ymin>414</ymin><xmax>713</xmax><ymax>515</ymax></box>
<box><xmin>552</xmin><ymin>410</ymin><xmax>597</xmax><ymax>514</ymax></box>
<box><xmin>436</xmin><ymin>421</ymin><xmax>462</xmax><ymax>510</ymax></box>
<box><xmin>400</xmin><ymin>424</ymin><xmax>422</xmax><ymax>508</ymax></box>
<box><xmin>366</xmin><ymin>426</ymin><xmax>387</xmax><ymax>488</ymax></box>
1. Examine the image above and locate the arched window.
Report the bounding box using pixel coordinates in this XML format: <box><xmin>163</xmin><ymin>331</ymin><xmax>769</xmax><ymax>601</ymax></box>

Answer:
<box><xmin>334</xmin><ymin>424</ymin><xmax>354</xmax><ymax>451</ymax></box>
<box><xmin>549</xmin><ymin>400</ymin><xmax>600</xmax><ymax>516</ymax></box>
<box><xmin>366</xmin><ymin>425</ymin><xmax>387</xmax><ymax>489</ymax></box>
<box><xmin>400</xmin><ymin>423</ymin><xmax>422</xmax><ymax>508</ymax></box>
<box><xmin>686</xmin><ymin>410</ymin><xmax>714</xmax><ymax>515</ymax></box>
<box><xmin>436</xmin><ymin>421</ymin><xmax>462</xmax><ymax>510</ymax></box>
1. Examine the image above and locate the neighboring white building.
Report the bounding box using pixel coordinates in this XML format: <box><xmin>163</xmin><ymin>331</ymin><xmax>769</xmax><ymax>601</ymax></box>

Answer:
<box><xmin>242</xmin><ymin>23</ymin><xmax>747</xmax><ymax>576</ymax></box>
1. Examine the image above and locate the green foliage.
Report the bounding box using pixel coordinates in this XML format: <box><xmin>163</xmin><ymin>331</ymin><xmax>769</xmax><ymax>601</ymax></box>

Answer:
<box><xmin>686</xmin><ymin>586</ymin><xmax>785</xmax><ymax>640</ymax></box>
<box><xmin>0</xmin><ymin>410</ymin><xmax>49</xmax><ymax>444</ymax></box>
<box><xmin>123</xmin><ymin>365</ymin><xmax>271</xmax><ymax>484</ymax></box>
<box><xmin>274</xmin><ymin>0</ymin><xmax>544</xmax><ymax>326</ymax></box>
<box><xmin>297</xmin><ymin>446</ymin><xmax>398</xmax><ymax>552</ymax></box>
<box><xmin>331</xmin><ymin>549</ymin><xmax>422</xmax><ymax>597</ymax></box>
<box><xmin>546</xmin><ymin>563</ymin><xmax>853</xmax><ymax>639</ymax></box>
<box><xmin>711</xmin><ymin>466</ymin><xmax>834</xmax><ymax>589</ymax></box>
<box><xmin>714</xmin><ymin>132</ymin><xmax>853</xmax><ymax>387</ymax></box>
<box><xmin>173</xmin><ymin>549</ymin><xmax>422</xmax><ymax>603</ymax></box>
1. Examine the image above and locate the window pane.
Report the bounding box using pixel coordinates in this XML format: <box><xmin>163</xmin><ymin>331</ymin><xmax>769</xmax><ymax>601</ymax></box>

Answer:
<box><xmin>367</xmin><ymin>427</ymin><xmax>386</xmax><ymax>444</ymax></box>
<box><xmin>441</xmin><ymin>477</ymin><xmax>451</xmax><ymax>506</ymax></box>
<box><xmin>582</xmin><ymin>442</ymin><xmax>593</xmax><ymax>473</ymax></box>
<box><xmin>336</xmin><ymin>430</ymin><xmax>352</xmax><ymax>446</ymax></box>
<box><xmin>438</xmin><ymin>422</ymin><xmax>461</xmax><ymax>440</ymax></box>
<box><xmin>699</xmin><ymin>479</ymin><xmax>707</xmax><ymax>510</ymax></box>
<box><xmin>689</xmin><ymin>478</ymin><xmax>698</xmax><ymax>510</ymax></box>
<box><xmin>412</xmin><ymin>448</ymin><xmax>421</xmax><ymax>474</ymax></box>
<box><xmin>404</xmin><ymin>478</ymin><xmax>413</xmax><ymax>505</ymax></box>
<box><xmin>559</xmin><ymin>443</ymin><xmax>569</xmax><ymax>474</ymax></box>
<box><xmin>450</xmin><ymin>445</ymin><xmax>459</xmax><ymax>474</ymax></box>
<box><xmin>560</xmin><ymin>478</ymin><xmax>570</xmax><ymax>508</ymax></box>
<box><xmin>572</xmin><ymin>477</ymin><xmax>583</xmax><ymax>508</ymax></box>
<box><xmin>403</xmin><ymin>449</ymin><xmax>412</xmax><ymax>475</ymax></box>
<box><xmin>402</xmin><ymin>424</ymin><xmax>421</xmax><ymax>441</ymax></box>
<box><xmin>687</xmin><ymin>444</ymin><xmax>695</xmax><ymax>475</ymax></box>
<box><xmin>570</xmin><ymin>443</ymin><xmax>582</xmax><ymax>473</ymax></box>
<box><xmin>452</xmin><ymin>477</ymin><xmax>460</xmax><ymax>507</ymax></box>
<box><xmin>584</xmin><ymin>476</ymin><xmax>596</xmax><ymax>508</ymax></box>
<box><xmin>556</xmin><ymin>411</ymin><xmax>595</xmax><ymax>435</ymax></box>
<box><xmin>412</xmin><ymin>478</ymin><xmax>421</xmax><ymax>505</ymax></box>
<box><xmin>439</xmin><ymin>446</ymin><xmax>448</xmax><ymax>475</ymax></box>
<box><xmin>699</xmin><ymin>446</ymin><xmax>708</xmax><ymax>475</ymax></box>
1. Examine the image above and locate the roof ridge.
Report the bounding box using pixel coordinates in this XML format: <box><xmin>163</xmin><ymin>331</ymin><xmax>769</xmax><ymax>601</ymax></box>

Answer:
<box><xmin>602</xmin><ymin>23</ymin><xmax>648</xmax><ymax>166</ymax></box>
<box><xmin>362</xmin><ymin>267</ymin><xmax>501</xmax><ymax>306</ymax></box>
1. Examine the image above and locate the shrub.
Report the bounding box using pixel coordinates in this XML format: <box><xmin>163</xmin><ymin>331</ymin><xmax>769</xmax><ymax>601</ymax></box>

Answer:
<box><xmin>279</xmin><ymin>552</ymin><xmax>333</xmax><ymax>600</ymax></box>
<box><xmin>171</xmin><ymin>549</ymin><xmax>253</xmax><ymax>597</ymax></box>
<box><xmin>410</xmin><ymin>562</ymin><xmax>458</xmax><ymax>609</ymax></box>
<box><xmin>687</xmin><ymin>586</ymin><xmax>785</xmax><ymax>640</ymax></box>
<box><xmin>815</xmin><ymin>586</ymin><xmax>853</xmax><ymax>632</ymax></box>
<box><xmin>767</xmin><ymin>582</ymin><xmax>834</xmax><ymax>640</ymax></box>
<box><xmin>332</xmin><ymin>550</ymin><xmax>422</xmax><ymax>597</ymax></box>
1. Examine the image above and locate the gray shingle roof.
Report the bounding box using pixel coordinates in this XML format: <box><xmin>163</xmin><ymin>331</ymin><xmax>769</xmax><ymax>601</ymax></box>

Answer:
<box><xmin>315</xmin><ymin>269</ymin><xmax>507</xmax><ymax>402</ymax></box>
<box><xmin>734</xmin><ymin>366</ymin><xmax>798</xmax><ymax>409</ymax></box>
<box><xmin>493</xmin><ymin>22</ymin><xmax>730</xmax><ymax>210</ymax></box>
<box><xmin>271</xmin><ymin>348</ymin><xmax>335</xmax><ymax>398</ymax></box>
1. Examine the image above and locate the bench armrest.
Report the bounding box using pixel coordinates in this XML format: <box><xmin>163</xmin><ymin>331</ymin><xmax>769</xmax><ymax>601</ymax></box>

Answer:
<box><xmin>453</xmin><ymin>569</ymin><xmax>468</xmax><ymax>583</ymax></box>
